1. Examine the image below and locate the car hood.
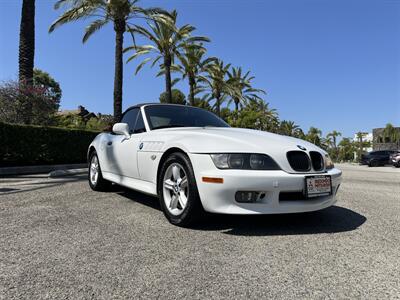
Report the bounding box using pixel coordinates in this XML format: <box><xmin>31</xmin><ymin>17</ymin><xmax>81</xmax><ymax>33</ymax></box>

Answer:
<box><xmin>145</xmin><ymin>127</ymin><xmax>326</xmax><ymax>172</ymax></box>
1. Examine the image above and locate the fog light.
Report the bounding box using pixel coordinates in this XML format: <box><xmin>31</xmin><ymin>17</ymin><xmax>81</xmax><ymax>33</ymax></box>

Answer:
<box><xmin>235</xmin><ymin>191</ymin><xmax>258</xmax><ymax>203</ymax></box>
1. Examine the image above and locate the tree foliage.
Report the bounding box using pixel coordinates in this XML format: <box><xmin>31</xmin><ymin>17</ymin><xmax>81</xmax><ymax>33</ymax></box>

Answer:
<box><xmin>159</xmin><ymin>89</ymin><xmax>186</xmax><ymax>105</ymax></box>
<box><xmin>33</xmin><ymin>69</ymin><xmax>62</xmax><ymax>103</ymax></box>
<box><xmin>0</xmin><ymin>80</ymin><xmax>60</xmax><ymax>125</ymax></box>
<box><xmin>49</xmin><ymin>0</ymin><xmax>168</xmax><ymax>121</ymax></box>
<box><xmin>125</xmin><ymin>10</ymin><xmax>209</xmax><ymax>104</ymax></box>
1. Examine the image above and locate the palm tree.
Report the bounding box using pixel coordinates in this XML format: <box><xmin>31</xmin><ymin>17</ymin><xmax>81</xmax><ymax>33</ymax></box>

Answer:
<box><xmin>306</xmin><ymin>127</ymin><xmax>322</xmax><ymax>146</ymax></box>
<box><xmin>326</xmin><ymin>130</ymin><xmax>342</xmax><ymax>149</ymax></box>
<box><xmin>125</xmin><ymin>10</ymin><xmax>210</xmax><ymax>103</ymax></box>
<box><xmin>176</xmin><ymin>44</ymin><xmax>215</xmax><ymax>106</ymax></box>
<box><xmin>256</xmin><ymin>99</ymin><xmax>279</xmax><ymax>132</ymax></box>
<box><xmin>338</xmin><ymin>137</ymin><xmax>355</xmax><ymax>162</ymax></box>
<box><xmin>199</xmin><ymin>59</ymin><xmax>233</xmax><ymax>116</ymax></box>
<box><xmin>227</xmin><ymin>67</ymin><xmax>265</xmax><ymax>111</ymax></box>
<box><xmin>355</xmin><ymin>131</ymin><xmax>369</xmax><ymax>162</ymax></box>
<box><xmin>49</xmin><ymin>0</ymin><xmax>166</xmax><ymax>122</ymax></box>
<box><xmin>279</xmin><ymin>120</ymin><xmax>302</xmax><ymax>137</ymax></box>
<box><xmin>18</xmin><ymin>0</ymin><xmax>36</xmax><ymax>124</ymax></box>
<box><xmin>383</xmin><ymin>123</ymin><xmax>399</xmax><ymax>144</ymax></box>
<box><xmin>19</xmin><ymin>0</ymin><xmax>35</xmax><ymax>85</ymax></box>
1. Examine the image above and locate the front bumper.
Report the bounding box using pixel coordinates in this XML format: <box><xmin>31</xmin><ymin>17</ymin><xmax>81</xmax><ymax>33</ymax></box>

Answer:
<box><xmin>189</xmin><ymin>153</ymin><xmax>342</xmax><ymax>214</ymax></box>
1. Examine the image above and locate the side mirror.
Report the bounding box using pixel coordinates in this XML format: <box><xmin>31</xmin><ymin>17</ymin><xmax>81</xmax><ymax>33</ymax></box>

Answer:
<box><xmin>112</xmin><ymin>123</ymin><xmax>130</xmax><ymax>138</ymax></box>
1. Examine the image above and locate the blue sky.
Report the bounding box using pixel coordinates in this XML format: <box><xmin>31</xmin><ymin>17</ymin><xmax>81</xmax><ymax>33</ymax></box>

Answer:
<box><xmin>1</xmin><ymin>0</ymin><xmax>399</xmax><ymax>138</ymax></box>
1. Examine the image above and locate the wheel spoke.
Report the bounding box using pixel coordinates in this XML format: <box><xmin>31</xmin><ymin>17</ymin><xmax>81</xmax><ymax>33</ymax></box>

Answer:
<box><xmin>180</xmin><ymin>177</ymin><xmax>188</xmax><ymax>189</ymax></box>
<box><xmin>164</xmin><ymin>179</ymin><xmax>175</xmax><ymax>191</ymax></box>
<box><xmin>178</xmin><ymin>192</ymin><xmax>187</xmax><ymax>208</ymax></box>
<box><xmin>172</xmin><ymin>165</ymin><xmax>180</xmax><ymax>180</ymax></box>
<box><xmin>170</xmin><ymin>195</ymin><xmax>178</xmax><ymax>209</ymax></box>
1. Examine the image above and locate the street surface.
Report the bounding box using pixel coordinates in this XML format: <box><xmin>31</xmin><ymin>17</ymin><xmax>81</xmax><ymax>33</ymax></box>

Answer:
<box><xmin>0</xmin><ymin>164</ymin><xmax>399</xmax><ymax>299</ymax></box>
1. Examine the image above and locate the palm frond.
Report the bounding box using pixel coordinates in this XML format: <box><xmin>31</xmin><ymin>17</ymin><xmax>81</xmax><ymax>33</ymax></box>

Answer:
<box><xmin>134</xmin><ymin>58</ymin><xmax>151</xmax><ymax>75</ymax></box>
<box><xmin>82</xmin><ymin>18</ymin><xmax>108</xmax><ymax>43</ymax></box>
<box><xmin>171</xmin><ymin>78</ymin><xmax>180</xmax><ymax>87</ymax></box>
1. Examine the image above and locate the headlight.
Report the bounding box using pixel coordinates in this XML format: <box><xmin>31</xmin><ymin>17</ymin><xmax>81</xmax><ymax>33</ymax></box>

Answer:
<box><xmin>324</xmin><ymin>154</ymin><xmax>334</xmax><ymax>169</ymax></box>
<box><xmin>210</xmin><ymin>153</ymin><xmax>280</xmax><ymax>170</ymax></box>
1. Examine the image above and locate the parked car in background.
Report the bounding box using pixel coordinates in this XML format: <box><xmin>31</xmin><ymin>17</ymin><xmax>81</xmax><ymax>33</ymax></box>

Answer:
<box><xmin>361</xmin><ymin>150</ymin><xmax>398</xmax><ymax>167</ymax></box>
<box><xmin>390</xmin><ymin>151</ymin><xmax>400</xmax><ymax>168</ymax></box>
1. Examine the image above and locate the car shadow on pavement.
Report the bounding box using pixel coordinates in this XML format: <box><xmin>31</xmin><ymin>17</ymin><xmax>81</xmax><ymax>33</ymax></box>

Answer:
<box><xmin>193</xmin><ymin>206</ymin><xmax>366</xmax><ymax>236</ymax></box>
<box><xmin>117</xmin><ymin>187</ymin><xmax>162</xmax><ymax>210</ymax></box>
<box><xmin>118</xmin><ymin>188</ymin><xmax>366</xmax><ymax>236</ymax></box>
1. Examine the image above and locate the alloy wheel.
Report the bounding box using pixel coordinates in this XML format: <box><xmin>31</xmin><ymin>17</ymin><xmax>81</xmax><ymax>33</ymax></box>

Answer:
<box><xmin>90</xmin><ymin>155</ymin><xmax>99</xmax><ymax>186</ymax></box>
<box><xmin>163</xmin><ymin>163</ymin><xmax>189</xmax><ymax>216</ymax></box>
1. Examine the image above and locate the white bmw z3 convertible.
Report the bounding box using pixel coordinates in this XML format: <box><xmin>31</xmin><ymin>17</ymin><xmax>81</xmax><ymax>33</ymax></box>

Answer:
<box><xmin>88</xmin><ymin>103</ymin><xmax>342</xmax><ymax>226</ymax></box>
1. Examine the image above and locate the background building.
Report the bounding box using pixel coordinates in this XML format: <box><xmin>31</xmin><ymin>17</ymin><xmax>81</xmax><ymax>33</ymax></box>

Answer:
<box><xmin>373</xmin><ymin>127</ymin><xmax>400</xmax><ymax>151</ymax></box>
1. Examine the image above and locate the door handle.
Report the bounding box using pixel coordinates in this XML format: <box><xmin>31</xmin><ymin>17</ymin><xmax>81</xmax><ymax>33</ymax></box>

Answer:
<box><xmin>107</xmin><ymin>141</ymin><xmax>112</xmax><ymax>146</ymax></box>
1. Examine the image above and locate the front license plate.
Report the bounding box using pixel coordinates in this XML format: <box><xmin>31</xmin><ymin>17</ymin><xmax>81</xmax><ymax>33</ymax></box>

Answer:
<box><xmin>305</xmin><ymin>175</ymin><xmax>332</xmax><ymax>198</ymax></box>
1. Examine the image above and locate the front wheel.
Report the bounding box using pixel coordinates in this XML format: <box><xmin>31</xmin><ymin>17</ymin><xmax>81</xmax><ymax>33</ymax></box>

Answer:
<box><xmin>158</xmin><ymin>152</ymin><xmax>203</xmax><ymax>226</ymax></box>
<box><xmin>88</xmin><ymin>151</ymin><xmax>111</xmax><ymax>191</ymax></box>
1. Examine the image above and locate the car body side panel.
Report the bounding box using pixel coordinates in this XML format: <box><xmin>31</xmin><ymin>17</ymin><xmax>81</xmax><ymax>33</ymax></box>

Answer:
<box><xmin>137</xmin><ymin>151</ymin><xmax>162</xmax><ymax>184</ymax></box>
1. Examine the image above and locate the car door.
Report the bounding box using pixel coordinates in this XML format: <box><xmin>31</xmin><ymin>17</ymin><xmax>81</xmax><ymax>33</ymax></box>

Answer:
<box><xmin>111</xmin><ymin>108</ymin><xmax>147</xmax><ymax>179</ymax></box>
<box><xmin>376</xmin><ymin>151</ymin><xmax>386</xmax><ymax>164</ymax></box>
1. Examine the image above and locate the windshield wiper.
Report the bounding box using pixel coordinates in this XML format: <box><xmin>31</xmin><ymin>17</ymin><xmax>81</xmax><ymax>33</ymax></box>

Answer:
<box><xmin>152</xmin><ymin>124</ymin><xmax>186</xmax><ymax>130</ymax></box>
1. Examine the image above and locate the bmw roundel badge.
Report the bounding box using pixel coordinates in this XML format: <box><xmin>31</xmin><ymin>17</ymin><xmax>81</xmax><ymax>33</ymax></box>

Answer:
<box><xmin>297</xmin><ymin>145</ymin><xmax>307</xmax><ymax>151</ymax></box>
<box><xmin>139</xmin><ymin>142</ymin><xmax>144</xmax><ymax>150</ymax></box>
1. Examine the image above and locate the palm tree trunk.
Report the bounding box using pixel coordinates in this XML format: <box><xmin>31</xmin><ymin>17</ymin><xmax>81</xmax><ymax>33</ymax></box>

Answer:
<box><xmin>19</xmin><ymin>0</ymin><xmax>35</xmax><ymax>85</ymax></box>
<box><xmin>234</xmin><ymin>99</ymin><xmax>239</xmax><ymax>111</ymax></box>
<box><xmin>18</xmin><ymin>0</ymin><xmax>35</xmax><ymax>124</ymax></box>
<box><xmin>188</xmin><ymin>75</ymin><xmax>195</xmax><ymax>106</ymax></box>
<box><xmin>164</xmin><ymin>56</ymin><xmax>172</xmax><ymax>103</ymax></box>
<box><xmin>113</xmin><ymin>19</ymin><xmax>125</xmax><ymax>122</ymax></box>
<box><xmin>215</xmin><ymin>95</ymin><xmax>221</xmax><ymax>117</ymax></box>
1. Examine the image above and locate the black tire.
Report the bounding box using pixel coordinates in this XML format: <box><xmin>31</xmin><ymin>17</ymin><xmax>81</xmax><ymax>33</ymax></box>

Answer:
<box><xmin>88</xmin><ymin>151</ymin><xmax>111</xmax><ymax>191</ymax></box>
<box><xmin>158</xmin><ymin>152</ymin><xmax>203</xmax><ymax>226</ymax></box>
<box><xmin>369</xmin><ymin>160</ymin><xmax>379</xmax><ymax>167</ymax></box>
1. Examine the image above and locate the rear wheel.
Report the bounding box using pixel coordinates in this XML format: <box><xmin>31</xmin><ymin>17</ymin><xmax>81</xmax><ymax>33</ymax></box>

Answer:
<box><xmin>158</xmin><ymin>152</ymin><xmax>203</xmax><ymax>226</ymax></box>
<box><xmin>88</xmin><ymin>151</ymin><xmax>111</xmax><ymax>191</ymax></box>
<box><xmin>368</xmin><ymin>160</ymin><xmax>379</xmax><ymax>167</ymax></box>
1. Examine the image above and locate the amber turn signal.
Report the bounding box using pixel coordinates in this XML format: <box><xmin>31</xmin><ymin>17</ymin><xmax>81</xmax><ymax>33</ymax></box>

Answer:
<box><xmin>202</xmin><ymin>177</ymin><xmax>224</xmax><ymax>184</ymax></box>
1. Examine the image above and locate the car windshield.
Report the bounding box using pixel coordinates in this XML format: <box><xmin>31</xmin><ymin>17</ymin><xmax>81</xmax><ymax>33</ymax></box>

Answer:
<box><xmin>144</xmin><ymin>105</ymin><xmax>230</xmax><ymax>130</ymax></box>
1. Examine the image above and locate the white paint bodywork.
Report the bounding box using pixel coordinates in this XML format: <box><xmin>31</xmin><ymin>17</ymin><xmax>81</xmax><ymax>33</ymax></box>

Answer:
<box><xmin>89</xmin><ymin>105</ymin><xmax>342</xmax><ymax>214</ymax></box>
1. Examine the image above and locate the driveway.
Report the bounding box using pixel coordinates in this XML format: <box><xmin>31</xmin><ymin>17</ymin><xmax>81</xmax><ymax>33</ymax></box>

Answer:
<box><xmin>0</xmin><ymin>164</ymin><xmax>399</xmax><ymax>299</ymax></box>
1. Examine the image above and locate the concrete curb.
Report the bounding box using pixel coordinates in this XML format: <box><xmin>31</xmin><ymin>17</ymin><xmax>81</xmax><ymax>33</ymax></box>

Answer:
<box><xmin>0</xmin><ymin>163</ymin><xmax>87</xmax><ymax>176</ymax></box>
<box><xmin>48</xmin><ymin>168</ymin><xmax>88</xmax><ymax>178</ymax></box>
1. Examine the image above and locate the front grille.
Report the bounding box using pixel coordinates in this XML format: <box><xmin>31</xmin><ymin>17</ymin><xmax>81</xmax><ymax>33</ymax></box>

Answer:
<box><xmin>287</xmin><ymin>151</ymin><xmax>310</xmax><ymax>171</ymax></box>
<box><xmin>310</xmin><ymin>151</ymin><xmax>324</xmax><ymax>171</ymax></box>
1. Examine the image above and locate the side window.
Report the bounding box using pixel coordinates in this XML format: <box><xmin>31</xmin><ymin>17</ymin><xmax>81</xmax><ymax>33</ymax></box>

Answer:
<box><xmin>134</xmin><ymin>112</ymin><xmax>146</xmax><ymax>133</ymax></box>
<box><xmin>121</xmin><ymin>109</ymin><xmax>139</xmax><ymax>134</ymax></box>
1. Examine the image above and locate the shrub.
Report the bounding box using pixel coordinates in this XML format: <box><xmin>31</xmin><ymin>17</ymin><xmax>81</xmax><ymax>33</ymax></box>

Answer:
<box><xmin>0</xmin><ymin>80</ymin><xmax>60</xmax><ymax>126</ymax></box>
<box><xmin>0</xmin><ymin>122</ymin><xmax>99</xmax><ymax>167</ymax></box>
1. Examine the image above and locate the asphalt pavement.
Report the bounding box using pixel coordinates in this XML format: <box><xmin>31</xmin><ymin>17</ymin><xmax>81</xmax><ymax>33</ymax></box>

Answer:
<box><xmin>0</xmin><ymin>164</ymin><xmax>399</xmax><ymax>299</ymax></box>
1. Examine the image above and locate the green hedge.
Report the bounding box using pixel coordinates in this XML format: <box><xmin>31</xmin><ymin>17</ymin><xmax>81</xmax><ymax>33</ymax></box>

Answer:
<box><xmin>0</xmin><ymin>122</ymin><xmax>99</xmax><ymax>167</ymax></box>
